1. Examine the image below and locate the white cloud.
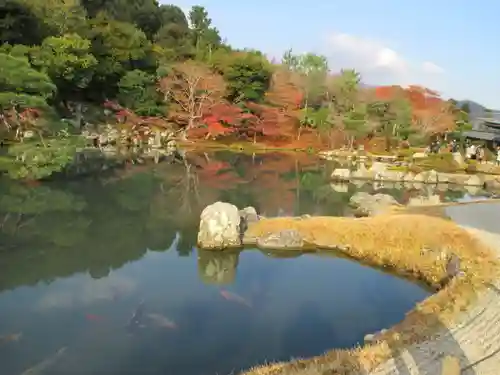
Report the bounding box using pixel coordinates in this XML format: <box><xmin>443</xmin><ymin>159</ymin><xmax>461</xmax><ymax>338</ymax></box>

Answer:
<box><xmin>35</xmin><ymin>275</ymin><xmax>137</xmax><ymax>311</ymax></box>
<box><xmin>422</xmin><ymin>61</ymin><xmax>445</xmax><ymax>74</ymax></box>
<box><xmin>322</xmin><ymin>32</ymin><xmax>447</xmax><ymax>92</ymax></box>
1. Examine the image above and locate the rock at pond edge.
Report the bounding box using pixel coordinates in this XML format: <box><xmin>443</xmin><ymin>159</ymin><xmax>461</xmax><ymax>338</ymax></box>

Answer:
<box><xmin>198</xmin><ymin>201</ymin><xmax>242</xmax><ymax>249</ymax></box>
<box><xmin>256</xmin><ymin>229</ymin><xmax>304</xmax><ymax>250</ymax></box>
<box><xmin>349</xmin><ymin>192</ymin><xmax>400</xmax><ymax>217</ymax></box>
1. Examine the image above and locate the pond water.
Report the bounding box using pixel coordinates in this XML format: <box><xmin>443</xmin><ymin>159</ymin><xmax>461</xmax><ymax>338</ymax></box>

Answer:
<box><xmin>0</xmin><ymin>150</ymin><xmax>488</xmax><ymax>375</ymax></box>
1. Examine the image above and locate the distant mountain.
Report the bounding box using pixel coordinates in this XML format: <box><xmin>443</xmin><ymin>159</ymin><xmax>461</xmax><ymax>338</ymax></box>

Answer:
<box><xmin>455</xmin><ymin>100</ymin><xmax>491</xmax><ymax>120</ymax></box>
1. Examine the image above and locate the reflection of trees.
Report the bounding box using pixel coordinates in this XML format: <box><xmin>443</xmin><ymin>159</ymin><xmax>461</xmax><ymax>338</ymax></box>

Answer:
<box><xmin>1</xmin><ymin>151</ymin><xmax>333</xmax><ymax>290</ymax></box>
<box><xmin>0</xmin><ymin>182</ymin><xmax>87</xmax><ymax>246</ymax></box>
<box><xmin>2</xmin><ymin>150</ymin><xmax>469</xmax><ymax>291</ymax></box>
<box><xmin>297</xmin><ymin>170</ymin><xmax>354</xmax><ymax>216</ymax></box>
<box><xmin>0</xmin><ymin>168</ymin><xmax>192</xmax><ymax>290</ymax></box>
<box><xmin>197</xmin><ymin>249</ymin><xmax>240</xmax><ymax>285</ymax></box>
<box><xmin>184</xmin><ymin>151</ymin><xmax>365</xmax><ymax>218</ymax></box>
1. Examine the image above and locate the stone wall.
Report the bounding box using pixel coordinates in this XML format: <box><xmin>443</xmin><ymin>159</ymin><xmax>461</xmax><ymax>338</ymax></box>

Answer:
<box><xmin>331</xmin><ymin>163</ymin><xmax>500</xmax><ymax>190</ymax></box>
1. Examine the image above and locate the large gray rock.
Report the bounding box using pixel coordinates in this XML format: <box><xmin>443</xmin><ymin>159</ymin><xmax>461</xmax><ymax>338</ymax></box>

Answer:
<box><xmin>238</xmin><ymin>206</ymin><xmax>260</xmax><ymax>237</ymax></box>
<box><xmin>239</xmin><ymin>206</ymin><xmax>259</xmax><ymax>224</ymax></box>
<box><xmin>485</xmin><ymin>178</ymin><xmax>500</xmax><ymax>190</ymax></box>
<box><xmin>408</xmin><ymin>194</ymin><xmax>441</xmax><ymax>207</ymax></box>
<box><xmin>197</xmin><ymin>201</ymin><xmax>242</xmax><ymax>249</ymax></box>
<box><xmin>256</xmin><ymin>229</ymin><xmax>304</xmax><ymax>249</ymax></box>
<box><xmin>349</xmin><ymin>192</ymin><xmax>401</xmax><ymax>216</ymax></box>
<box><xmin>464</xmin><ymin>174</ymin><xmax>484</xmax><ymax>187</ymax></box>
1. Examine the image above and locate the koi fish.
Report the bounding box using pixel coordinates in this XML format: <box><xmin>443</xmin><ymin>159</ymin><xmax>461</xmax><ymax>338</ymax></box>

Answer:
<box><xmin>20</xmin><ymin>347</ymin><xmax>67</xmax><ymax>375</ymax></box>
<box><xmin>85</xmin><ymin>314</ymin><xmax>104</xmax><ymax>322</ymax></box>
<box><xmin>220</xmin><ymin>290</ymin><xmax>252</xmax><ymax>308</ymax></box>
<box><xmin>0</xmin><ymin>332</ymin><xmax>22</xmax><ymax>343</ymax></box>
<box><xmin>146</xmin><ymin>313</ymin><xmax>177</xmax><ymax>329</ymax></box>
<box><xmin>126</xmin><ymin>300</ymin><xmax>145</xmax><ymax>333</ymax></box>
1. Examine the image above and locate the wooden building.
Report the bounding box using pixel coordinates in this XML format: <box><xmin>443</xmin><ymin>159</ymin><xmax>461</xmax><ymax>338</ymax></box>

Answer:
<box><xmin>463</xmin><ymin>115</ymin><xmax>500</xmax><ymax>148</ymax></box>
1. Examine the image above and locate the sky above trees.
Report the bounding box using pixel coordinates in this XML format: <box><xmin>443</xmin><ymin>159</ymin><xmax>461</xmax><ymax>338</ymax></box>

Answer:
<box><xmin>167</xmin><ymin>0</ymin><xmax>499</xmax><ymax>109</ymax></box>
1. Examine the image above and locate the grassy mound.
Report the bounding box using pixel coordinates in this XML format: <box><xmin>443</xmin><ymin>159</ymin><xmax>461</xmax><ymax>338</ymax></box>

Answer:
<box><xmin>241</xmin><ymin>214</ymin><xmax>500</xmax><ymax>375</ymax></box>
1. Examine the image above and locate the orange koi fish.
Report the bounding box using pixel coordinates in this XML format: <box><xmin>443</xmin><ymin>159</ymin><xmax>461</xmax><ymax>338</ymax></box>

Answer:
<box><xmin>220</xmin><ymin>290</ymin><xmax>252</xmax><ymax>308</ymax></box>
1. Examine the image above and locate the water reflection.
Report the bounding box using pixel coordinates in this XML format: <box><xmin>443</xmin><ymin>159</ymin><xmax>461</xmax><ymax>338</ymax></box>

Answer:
<box><xmin>0</xmin><ymin>247</ymin><xmax>430</xmax><ymax>375</ymax></box>
<box><xmin>0</xmin><ymin>150</ymin><xmax>493</xmax><ymax>375</ymax></box>
<box><xmin>198</xmin><ymin>249</ymin><xmax>239</xmax><ymax>285</ymax></box>
<box><xmin>0</xmin><ymin>151</ymin><xmax>492</xmax><ymax>290</ymax></box>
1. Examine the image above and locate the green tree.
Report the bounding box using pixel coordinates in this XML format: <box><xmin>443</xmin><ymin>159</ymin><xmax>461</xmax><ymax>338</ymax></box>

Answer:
<box><xmin>282</xmin><ymin>50</ymin><xmax>329</xmax><ymax>138</ymax></box>
<box><xmin>223</xmin><ymin>51</ymin><xmax>271</xmax><ymax>103</ymax></box>
<box><xmin>368</xmin><ymin>101</ymin><xmax>395</xmax><ymax>151</ymax></box>
<box><xmin>0</xmin><ymin>0</ymin><xmax>48</xmax><ymax>45</ymax></box>
<box><xmin>327</xmin><ymin>69</ymin><xmax>372</xmax><ymax>149</ymax></box>
<box><xmin>188</xmin><ymin>5</ymin><xmax>222</xmax><ymax>59</ymax></box>
<box><xmin>283</xmin><ymin>50</ymin><xmax>329</xmax><ymax>107</ymax></box>
<box><xmin>153</xmin><ymin>6</ymin><xmax>193</xmax><ymax>61</ymax></box>
<box><xmin>342</xmin><ymin>104</ymin><xmax>370</xmax><ymax>149</ymax></box>
<box><xmin>80</xmin><ymin>0</ymin><xmax>106</xmax><ymax>17</ymax></box>
<box><xmin>87</xmin><ymin>14</ymin><xmax>155</xmax><ymax>98</ymax></box>
<box><xmin>117</xmin><ymin>70</ymin><xmax>165</xmax><ymax>116</ymax></box>
<box><xmin>0</xmin><ymin>52</ymin><xmax>56</xmax><ymax>112</ymax></box>
<box><xmin>2</xmin><ymin>131</ymin><xmax>85</xmax><ymax>180</ymax></box>
<box><xmin>25</xmin><ymin>0</ymin><xmax>88</xmax><ymax>36</ymax></box>
<box><xmin>30</xmin><ymin>34</ymin><xmax>98</xmax><ymax>102</ymax></box>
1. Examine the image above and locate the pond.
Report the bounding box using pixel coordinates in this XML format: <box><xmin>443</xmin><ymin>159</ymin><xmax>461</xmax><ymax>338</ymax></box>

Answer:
<box><xmin>0</xmin><ymin>150</ymin><xmax>488</xmax><ymax>375</ymax></box>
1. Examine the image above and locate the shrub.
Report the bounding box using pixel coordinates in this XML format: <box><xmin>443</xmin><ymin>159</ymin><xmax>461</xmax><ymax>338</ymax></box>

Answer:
<box><xmin>416</xmin><ymin>153</ymin><xmax>459</xmax><ymax>172</ymax></box>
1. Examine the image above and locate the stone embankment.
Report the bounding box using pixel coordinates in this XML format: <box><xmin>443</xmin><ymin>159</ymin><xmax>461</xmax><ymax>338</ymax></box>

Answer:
<box><xmin>318</xmin><ymin>149</ymin><xmax>429</xmax><ymax>163</ymax></box>
<box><xmin>330</xmin><ymin>162</ymin><xmax>500</xmax><ymax>190</ymax></box>
<box><xmin>196</xmin><ymin>199</ymin><xmax>500</xmax><ymax>375</ymax></box>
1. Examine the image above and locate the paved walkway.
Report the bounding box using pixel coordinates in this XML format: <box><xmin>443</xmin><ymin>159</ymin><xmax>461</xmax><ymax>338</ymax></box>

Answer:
<box><xmin>446</xmin><ymin>202</ymin><xmax>500</xmax><ymax>235</ymax></box>
<box><xmin>369</xmin><ymin>210</ymin><xmax>500</xmax><ymax>375</ymax></box>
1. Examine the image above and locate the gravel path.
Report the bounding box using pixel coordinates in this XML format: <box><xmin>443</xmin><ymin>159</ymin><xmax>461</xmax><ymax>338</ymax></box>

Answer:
<box><xmin>369</xmin><ymin>226</ymin><xmax>500</xmax><ymax>375</ymax></box>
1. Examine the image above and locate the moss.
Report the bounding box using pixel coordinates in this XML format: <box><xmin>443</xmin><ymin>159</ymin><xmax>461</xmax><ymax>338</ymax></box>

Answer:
<box><xmin>241</xmin><ymin>214</ymin><xmax>500</xmax><ymax>375</ymax></box>
<box><xmin>415</xmin><ymin>153</ymin><xmax>462</xmax><ymax>173</ymax></box>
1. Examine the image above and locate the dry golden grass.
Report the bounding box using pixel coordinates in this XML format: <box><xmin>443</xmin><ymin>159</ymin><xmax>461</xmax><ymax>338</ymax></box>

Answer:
<box><xmin>241</xmin><ymin>214</ymin><xmax>500</xmax><ymax>375</ymax></box>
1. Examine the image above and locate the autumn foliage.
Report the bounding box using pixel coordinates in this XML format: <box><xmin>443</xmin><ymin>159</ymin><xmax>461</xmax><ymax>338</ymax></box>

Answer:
<box><xmin>374</xmin><ymin>85</ymin><xmax>455</xmax><ymax>136</ymax></box>
<box><xmin>159</xmin><ymin>61</ymin><xmax>227</xmax><ymax>136</ymax></box>
<box><xmin>155</xmin><ymin>58</ymin><xmax>460</xmax><ymax>149</ymax></box>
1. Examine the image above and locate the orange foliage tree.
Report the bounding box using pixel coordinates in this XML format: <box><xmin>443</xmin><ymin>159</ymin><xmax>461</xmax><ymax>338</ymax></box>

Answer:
<box><xmin>158</xmin><ymin>61</ymin><xmax>226</xmax><ymax>139</ymax></box>
<box><xmin>264</xmin><ymin>67</ymin><xmax>303</xmax><ymax>139</ymax></box>
<box><xmin>374</xmin><ymin>85</ymin><xmax>456</xmax><ymax>138</ymax></box>
<box><xmin>405</xmin><ymin>85</ymin><xmax>456</xmax><ymax>136</ymax></box>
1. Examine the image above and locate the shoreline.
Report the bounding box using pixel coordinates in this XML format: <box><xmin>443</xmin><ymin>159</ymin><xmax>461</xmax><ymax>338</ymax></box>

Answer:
<box><xmin>227</xmin><ymin>209</ymin><xmax>500</xmax><ymax>375</ymax></box>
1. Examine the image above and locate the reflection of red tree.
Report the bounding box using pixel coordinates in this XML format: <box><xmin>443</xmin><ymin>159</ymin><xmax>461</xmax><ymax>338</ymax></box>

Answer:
<box><xmin>185</xmin><ymin>152</ymin><xmax>320</xmax><ymax>215</ymax></box>
<box><xmin>243</xmin><ymin>153</ymin><xmax>312</xmax><ymax>214</ymax></box>
<box><xmin>195</xmin><ymin>159</ymin><xmax>244</xmax><ymax>189</ymax></box>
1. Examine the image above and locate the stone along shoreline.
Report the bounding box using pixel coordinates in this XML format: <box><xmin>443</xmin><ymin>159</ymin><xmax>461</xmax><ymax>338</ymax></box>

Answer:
<box><xmin>331</xmin><ymin>162</ymin><xmax>500</xmax><ymax>191</ymax></box>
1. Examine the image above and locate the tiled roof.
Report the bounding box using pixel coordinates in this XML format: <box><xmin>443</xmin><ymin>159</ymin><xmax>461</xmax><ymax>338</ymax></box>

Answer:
<box><xmin>463</xmin><ymin>130</ymin><xmax>500</xmax><ymax>141</ymax></box>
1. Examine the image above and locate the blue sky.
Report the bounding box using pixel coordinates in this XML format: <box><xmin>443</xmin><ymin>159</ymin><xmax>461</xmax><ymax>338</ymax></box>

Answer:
<box><xmin>164</xmin><ymin>0</ymin><xmax>499</xmax><ymax>108</ymax></box>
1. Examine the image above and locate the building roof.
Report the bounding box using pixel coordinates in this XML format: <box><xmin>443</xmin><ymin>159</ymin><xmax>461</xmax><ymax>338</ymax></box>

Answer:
<box><xmin>463</xmin><ymin>130</ymin><xmax>500</xmax><ymax>141</ymax></box>
<box><xmin>477</xmin><ymin>117</ymin><xmax>500</xmax><ymax>126</ymax></box>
